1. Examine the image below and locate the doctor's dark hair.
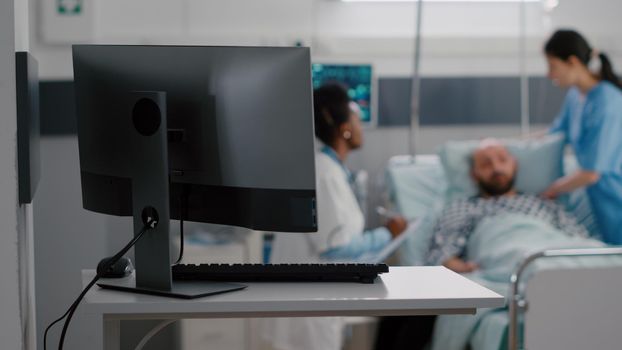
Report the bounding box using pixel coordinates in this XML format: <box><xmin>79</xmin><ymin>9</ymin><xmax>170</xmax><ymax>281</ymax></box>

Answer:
<box><xmin>313</xmin><ymin>83</ymin><xmax>352</xmax><ymax>146</ymax></box>
<box><xmin>545</xmin><ymin>29</ymin><xmax>622</xmax><ymax>89</ymax></box>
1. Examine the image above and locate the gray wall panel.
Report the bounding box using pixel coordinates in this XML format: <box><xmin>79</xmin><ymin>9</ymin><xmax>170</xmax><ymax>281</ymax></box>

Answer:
<box><xmin>420</xmin><ymin>77</ymin><xmax>521</xmax><ymax>125</ymax></box>
<box><xmin>529</xmin><ymin>77</ymin><xmax>567</xmax><ymax>124</ymax></box>
<box><xmin>378</xmin><ymin>76</ymin><xmax>567</xmax><ymax>127</ymax></box>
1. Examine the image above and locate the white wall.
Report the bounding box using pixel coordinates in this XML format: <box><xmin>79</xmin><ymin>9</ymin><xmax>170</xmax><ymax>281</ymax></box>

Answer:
<box><xmin>28</xmin><ymin>0</ymin><xmax>622</xmax><ymax>79</ymax></box>
<box><xmin>0</xmin><ymin>0</ymin><xmax>26</xmax><ymax>349</ymax></box>
<box><xmin>15</xmin><ymin>1</ymin><xmax>38</xmax><ymax>347</ymax></box>
<box><xmin>33</xmin><ymin>137</ymin><xmax>141</xmax><ymax>350</ymax></box>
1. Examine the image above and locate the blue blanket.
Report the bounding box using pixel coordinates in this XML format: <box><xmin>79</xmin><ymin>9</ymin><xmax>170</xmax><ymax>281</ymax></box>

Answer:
<box><xmin>431</xmin><ymin>213</ymin><xmax>615</xmax><ymax>350</ymax></box>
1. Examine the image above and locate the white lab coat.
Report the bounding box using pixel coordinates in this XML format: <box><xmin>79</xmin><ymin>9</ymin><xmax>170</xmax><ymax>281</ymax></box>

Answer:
<box><xmin>261</xmin><ymin>151</ymin><xmax>365</xmax><ymax>350</ymax></box>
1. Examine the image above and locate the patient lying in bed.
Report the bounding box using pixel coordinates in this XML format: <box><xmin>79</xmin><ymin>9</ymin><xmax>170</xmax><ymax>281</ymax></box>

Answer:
<box><xmin>426</xmin><ymin>139</ymin><xmax>588</xmax><ymax>273</ymax></box>
<box><xmin>377</xmin><ymin>140</ymin><xmax>614</xmax><ymax>350</ymax></box>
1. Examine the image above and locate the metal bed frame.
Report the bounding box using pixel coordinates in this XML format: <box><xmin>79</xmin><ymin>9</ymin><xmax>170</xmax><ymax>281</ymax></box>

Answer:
<box><xmin>508</xmin><ymin>247</ymin><xmax>622</xmax><ymax>350</ymax></box>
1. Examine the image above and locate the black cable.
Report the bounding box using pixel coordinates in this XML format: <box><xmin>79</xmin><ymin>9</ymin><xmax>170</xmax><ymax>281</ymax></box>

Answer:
<box><xmin>46</xmin><ymin>221</ymin><xmax>154</xmax><ymax>350</ymax></box>
<box><xmin>43</xmin><ymin>309</ymin><xmax>71</xmax><ymax>350</ymax></box>
<box><xmin>174</xmin><ymin>218</ymin><xmax>184</xmax><ymax>265</ymax></box>
<box><xmin>173</xmin><ymin>191</ymin><xmax>186</xmax><ymax>265</ymax></box>
<box><xmin>57</xmin><ymin>276</ymin><xmax>100</xmax><ymax>349</ymax></box>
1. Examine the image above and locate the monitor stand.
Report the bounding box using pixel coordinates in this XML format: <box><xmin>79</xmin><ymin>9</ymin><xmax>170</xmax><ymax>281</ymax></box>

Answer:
<box><xmin>97</xmin><ymin>276</ymin><xmax>247</xmax><ymax>299</ymax></box>
<box><xmin>97</xmin><ymin>91</ymin><xmax>246</xmax><ymax>299</ymax></box>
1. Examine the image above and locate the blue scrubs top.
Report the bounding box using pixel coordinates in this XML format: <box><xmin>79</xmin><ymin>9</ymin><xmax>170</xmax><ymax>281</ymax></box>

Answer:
<box><xmin>550</xmin><ymin>81</ymin><xmax>622</xmax><ymax>244</ymax></box>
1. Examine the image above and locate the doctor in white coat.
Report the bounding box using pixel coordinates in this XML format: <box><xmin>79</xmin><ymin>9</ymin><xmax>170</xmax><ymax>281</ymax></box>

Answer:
<box><xmin>262</xmin><ymin>84</ymin><xmax>407</xmax><ymax>350</ymax></box>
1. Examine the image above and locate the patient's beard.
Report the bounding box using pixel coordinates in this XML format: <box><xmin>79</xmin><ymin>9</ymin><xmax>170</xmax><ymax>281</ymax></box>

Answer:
<box><xmin>477</xmin><ymin>176</ymin><xmax>516</xmax><ymax>197</ymax></box>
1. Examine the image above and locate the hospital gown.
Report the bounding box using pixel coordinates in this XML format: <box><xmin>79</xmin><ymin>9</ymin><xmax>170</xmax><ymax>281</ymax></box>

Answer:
<box><xmin>426</xmin><ymin>194</ymin><xmax>588</xmax><ymax>266</ymax></box>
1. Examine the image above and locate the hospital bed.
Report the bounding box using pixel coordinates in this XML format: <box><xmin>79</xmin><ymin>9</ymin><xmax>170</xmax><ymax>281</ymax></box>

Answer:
<box><xmin>385</xmin><ymin>154</ymin><xmax>622</xmax><ymax>350</ymax></box>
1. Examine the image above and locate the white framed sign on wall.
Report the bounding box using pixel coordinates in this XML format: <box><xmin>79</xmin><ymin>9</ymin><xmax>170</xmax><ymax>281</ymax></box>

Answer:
<box><xmin>41</xmin><ymin>0</ymin><xmax>94</xmax><ymax>43</ymax></box>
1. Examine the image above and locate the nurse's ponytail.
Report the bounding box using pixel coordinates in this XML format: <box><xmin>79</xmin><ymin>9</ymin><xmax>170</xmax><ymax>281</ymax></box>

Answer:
<box><xmin>545</xmin><ymin>29</ymin><xmax>622</xmax><ymax>90</ymax></box>
<box><xmin>598</xmin><ymin>52</ymin><xmax>622</xmax><ymax>90</ymax></box>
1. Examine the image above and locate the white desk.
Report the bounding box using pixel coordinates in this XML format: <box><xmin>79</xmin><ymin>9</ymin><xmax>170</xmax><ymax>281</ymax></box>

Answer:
<box><xmin>80</xmin><ymin>267</ymin><xmax>503</xmax><ymax>350</ymax></box>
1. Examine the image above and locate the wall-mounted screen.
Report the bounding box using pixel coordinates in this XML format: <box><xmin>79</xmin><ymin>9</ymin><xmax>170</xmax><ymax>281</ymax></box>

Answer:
<box><xmin>312</xmin><ymin>64</ymin><xmax>372</xmax><ymax>123</ymax></box>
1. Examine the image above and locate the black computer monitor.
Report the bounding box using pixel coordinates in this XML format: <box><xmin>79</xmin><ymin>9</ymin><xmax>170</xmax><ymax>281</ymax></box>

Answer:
<box><xmin>73</xmin><ymin>45</ymin><xmax>317</xmax><ymax>297</ymax></box>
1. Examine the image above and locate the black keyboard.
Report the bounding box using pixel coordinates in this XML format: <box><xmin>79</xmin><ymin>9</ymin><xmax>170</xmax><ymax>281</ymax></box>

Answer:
<box><xmin>172</xmin><ymin>263</ymin><xmax>389</xmax><ymax>284</ymax></box>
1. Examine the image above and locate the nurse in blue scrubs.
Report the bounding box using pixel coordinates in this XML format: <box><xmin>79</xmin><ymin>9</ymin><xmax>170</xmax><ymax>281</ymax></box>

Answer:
<box><xmin>542</xmin><ymin>29</ymin><xmax>622</xmax><ymax>245</ymax></box>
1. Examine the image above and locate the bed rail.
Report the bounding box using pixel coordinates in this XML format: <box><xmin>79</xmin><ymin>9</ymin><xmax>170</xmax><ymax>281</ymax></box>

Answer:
<box><xmin>508</xmin><ymin>247</ymin><xmax>622</xmax><ymax>350</ymax></box>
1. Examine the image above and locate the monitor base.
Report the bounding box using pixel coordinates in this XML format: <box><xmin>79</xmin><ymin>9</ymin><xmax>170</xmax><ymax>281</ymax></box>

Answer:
<box><xmin>97</xmin><ymin>276</ymin><xmax>246</xmax><ymax>299</ymax></box>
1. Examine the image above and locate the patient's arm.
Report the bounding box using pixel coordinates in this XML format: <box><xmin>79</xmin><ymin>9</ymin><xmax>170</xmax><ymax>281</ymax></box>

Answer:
<box><xmin>425</xmin><ymin>199</ymin><xmax>477</xmax><ymax>266</ymax></box>
<box><xmin>443</xmin><ymin>257</ymin><xmax>478</xmax><ymax>273</ymax></box>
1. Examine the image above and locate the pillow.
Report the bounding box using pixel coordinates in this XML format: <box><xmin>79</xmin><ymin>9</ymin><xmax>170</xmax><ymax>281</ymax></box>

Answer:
<box><xmin>386</xmin><ymin>156</ymin><xmax>447</xmax><ymax>265</ymax></box>
<box><xmin>438</xmin><ymin>133</ymin><xmax>565</xmax><ymax>199</ymax></box>
<box><xmin>386</xmin><ymin>156</ymin><xmax>446</xmax><ymax>217</ymax></box>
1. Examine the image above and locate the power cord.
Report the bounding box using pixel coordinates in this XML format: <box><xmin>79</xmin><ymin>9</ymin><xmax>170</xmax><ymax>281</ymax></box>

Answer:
<box><xmin>173</xmin><ymin>218</ymin><xmax>184</xmax><ymax>265</ymax></box>
<box><xmin>44</xmin><ymin>219</ymin><xmax>155</xmax><ymax>350</ymax></box>
<box><xmin>173</xmin><ymin>191</ymin><xmax>187</xmax><ymax>265</ymax></box>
